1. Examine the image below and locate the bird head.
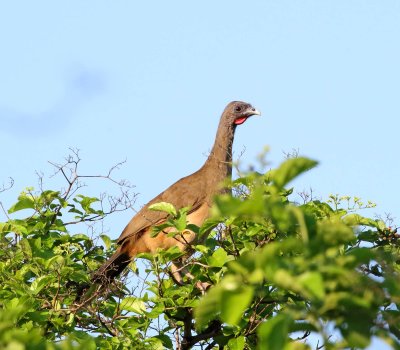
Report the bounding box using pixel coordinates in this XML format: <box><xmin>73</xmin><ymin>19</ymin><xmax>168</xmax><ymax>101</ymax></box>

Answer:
<box><xmin>224</xmin><ymin>101</ymin><xmax>261</xmax><ymax>126</ymax></box>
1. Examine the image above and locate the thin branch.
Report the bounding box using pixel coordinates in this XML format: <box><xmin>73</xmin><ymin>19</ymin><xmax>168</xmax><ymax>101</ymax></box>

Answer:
<box><xmin>52</xmin><ymin>269</ymin><xmax>62</xmax><ymax>309</ymax></box>
<box><xmin>0</xmin><ymin>201</ymin><xmax>11</xmax><ymax>220</ymax></box>
<box><xmin>204</xmin><ymin>341</ymin><xmax>217</xmax><ymax>350</ymax></box>
<box><xmin>175</xmin><ymin>328</ymin><xmax>182</xmax><ymax>350</ymax></box>
<box><xmin>0</xmin><ymin>177</ymin><xmax>14</xmax><ymax>193</ymax></box>
<box><xmin>181</xmin><ymin>320</ymin><xmax>222</xmax><ymax>350</ymax></box>
<box><xmin>227</xmin><ymin>226</ymin><xmax>240</xmax><ymax>257</ymax></box>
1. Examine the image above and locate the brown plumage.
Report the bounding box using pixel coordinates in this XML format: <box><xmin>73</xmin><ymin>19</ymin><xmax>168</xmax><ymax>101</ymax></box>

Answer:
<box><xmin>92</xmin><ymin>101</ymin><xmax>261</xmax><ymax>284</ymax></box>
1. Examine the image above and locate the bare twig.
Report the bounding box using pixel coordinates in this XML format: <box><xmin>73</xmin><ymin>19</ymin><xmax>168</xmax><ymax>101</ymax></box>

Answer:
<box><xmin>0</xmin><ymin>177</ymin><xmax>14</xmax><ymax>193</ymax></box>
<box><xmin>52</xmin><ymin>269</ymin><xmax>62</xmax><ymax>309</ymax></box>
<box><xmin>0</xmin><ymin>201</ymin><xmax>11</xmax><ymax>220</ymax></box>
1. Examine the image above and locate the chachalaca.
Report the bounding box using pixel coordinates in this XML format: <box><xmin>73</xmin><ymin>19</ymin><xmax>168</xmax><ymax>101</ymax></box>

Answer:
<box><xmin>92</xmin><ymin>101</ymin><xmax>260</xmax><ymax>285</ymax></box>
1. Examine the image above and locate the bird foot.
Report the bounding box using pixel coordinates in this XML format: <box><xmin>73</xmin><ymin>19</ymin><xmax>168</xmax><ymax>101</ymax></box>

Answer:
<box><xmin>195</xmin><ymin>281</ymin><xmax>212</xmax><ymax>294</ymax></box>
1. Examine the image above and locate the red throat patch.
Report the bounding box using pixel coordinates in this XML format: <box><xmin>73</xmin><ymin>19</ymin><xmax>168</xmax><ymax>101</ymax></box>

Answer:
<box><xmin>234</xmin><ymin>117</ymin><xmax>248</xmax><ymax>125</ymax></box>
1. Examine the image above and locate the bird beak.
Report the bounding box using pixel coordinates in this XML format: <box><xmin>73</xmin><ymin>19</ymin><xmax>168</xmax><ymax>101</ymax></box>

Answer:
<box><xmin>247</xmin><ymin>106</ymin><xmax>261</xmax><ymax>117</ymax></box>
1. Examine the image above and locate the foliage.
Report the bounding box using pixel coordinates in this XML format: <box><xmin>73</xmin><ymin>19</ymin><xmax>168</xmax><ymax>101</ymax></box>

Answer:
<box><xmin>0</xmin><ymin>151</ymin><xmax>399</xmax><ymax>349</ymax></box>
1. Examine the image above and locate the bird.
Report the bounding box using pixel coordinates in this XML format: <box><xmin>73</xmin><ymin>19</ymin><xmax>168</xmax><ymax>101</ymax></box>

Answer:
<box><xmin>92</xmin><ymin>101</ymin><xmax>261</xmax><ymax>285</ymax></box>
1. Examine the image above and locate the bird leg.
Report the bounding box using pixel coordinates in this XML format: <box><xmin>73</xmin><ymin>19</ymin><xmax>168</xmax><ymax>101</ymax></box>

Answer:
<box><xmin>169</xmin><ymin>260</ymin><xmax>211</xmax><ymax>294</ymax></box>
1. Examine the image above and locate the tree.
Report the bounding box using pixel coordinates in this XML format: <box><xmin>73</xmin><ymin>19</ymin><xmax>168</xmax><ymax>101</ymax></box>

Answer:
<box><xmin>0</xmin><ymin>150</ymin><xmax>399</xmax><ymax>349</ymax></box>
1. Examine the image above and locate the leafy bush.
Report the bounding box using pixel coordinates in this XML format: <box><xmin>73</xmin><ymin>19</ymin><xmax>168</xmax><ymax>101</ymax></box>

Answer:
<box><xmin>0</xmin><ymin>151</ymin><xmax>399</xmax><ymax>349</ymax></box>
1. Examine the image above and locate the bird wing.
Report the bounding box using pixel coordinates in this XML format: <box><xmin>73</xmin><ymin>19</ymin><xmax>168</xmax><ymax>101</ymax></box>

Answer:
<box><xmin>117</xmin><ymin>170</ymin><xmax>206</xmax><ymax>244</ymax></box>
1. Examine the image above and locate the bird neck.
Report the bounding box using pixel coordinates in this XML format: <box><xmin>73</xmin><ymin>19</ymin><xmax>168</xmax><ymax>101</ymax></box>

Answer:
<box><xmin>204</xmin><ymin>119</ymin><xmax>236</xmax><ymax>180</ymax></box>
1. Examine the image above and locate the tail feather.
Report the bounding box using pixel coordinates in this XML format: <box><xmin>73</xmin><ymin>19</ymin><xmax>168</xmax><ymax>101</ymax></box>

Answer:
<box><xmin>92</xmin><ymin>249</ymin><xmax>131</xmax><ymax>284</ymax></box>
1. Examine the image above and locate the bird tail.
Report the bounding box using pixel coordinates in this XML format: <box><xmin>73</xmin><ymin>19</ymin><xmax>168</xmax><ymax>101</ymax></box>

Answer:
<box><xmin>91</xmin><ymin>247</ymin><xmax>131</xmax><ymax>284</ymax></box>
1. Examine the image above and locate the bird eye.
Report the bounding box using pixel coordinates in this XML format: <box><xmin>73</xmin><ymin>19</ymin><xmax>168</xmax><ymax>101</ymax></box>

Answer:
<box><xmin>235</xmin><ymin>106</ymin><xmax>242</xmax><ymax>112</ymax></box>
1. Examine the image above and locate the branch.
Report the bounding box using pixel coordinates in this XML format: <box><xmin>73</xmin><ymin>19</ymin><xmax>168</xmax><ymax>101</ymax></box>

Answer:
<box><xmin>0</xmin><ymin>177</ymin><xmax>14</xmax><ymax>193</ymax></box>
<box><xmin>181</xmin><ymin>320</ymin><xmax>222</xmax><ymax>350</ymax></box>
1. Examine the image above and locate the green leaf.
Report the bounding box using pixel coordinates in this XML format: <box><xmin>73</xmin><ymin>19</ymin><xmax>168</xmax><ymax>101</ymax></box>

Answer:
<box><xmin>8</xmin><ymin>195</ymin><xmax>35</xmax><ymax>213</ymax></box>
<box><xmin>270</xmin><ymin>157</ymin><xmax>318</xmax><ymax>189</ymax></box>
<box><xmin>186</xmin><ymin>223</ymin><xmax>200</xmax><ymax>234</ymax></box>
<box><xmin>149</xmin><ymin>202</ymin><xmax>177</xmax><ymax>216</ymax></box>
<box><xmin>298</xmin><ymin>271</ymin><xmax>325</xmax><ymax>299</ymax></box>
<box><xmin>199</xmin><ymin>218</ymin><xmax>220</xmax><ymax>236</ymax></box>
<box><xmin>289</xmin><ymin>321</ymin><xmax>318</xmax><ymax>333</ymax></box>
<box><xmin>343</xmin><ymin>214</ymin><xmax>380</xmax><ymax>228</ymax></box>
<box><xmin>195</xmin><ymin>284</ymin><xmax>223</xmax><ymax>329</ymax></box>
<box><xmin>317</xmin><ymin>219</ymin><xmax>355</xmax><ymax>246</ymax></box>
<box><xmin>30</xmin><ymin>275</ymin><xmax>54</xmax><ymax>295</ymax></box>
<box><xmin>195</xmin><ymin>276</ymin><xmax>253</xmax><ymax>328</ymax></box>
<box><xmin>66</xmin><ymin>312</ymin><xmax>75</xmax><ymax>326</ymax></box>
<box><xmin>272</xmin><ymin>269</ymin><xmax>300</xmax><ymax>292</ymax></box>
<box><xmin>146</xmin><ymin>303</ymin><xmax>165</xmax><ymax>319</ymax></box>
<box><xmin>257</xmin><ymin>314</ymin><xmax>292</xmax><ymax>350</ymax></box>
<box><xmin>174</xmin><ymin>211</ymin><xmax>187</xmax><ymax>231</ymax></box>
<box><xmin>68</xmin><ymin>204</ymin><xmax>83</xmax><ymax>216</ymax></box>
<box><xmin>195</xmin><ymin>244</ymin><xmax>209</xmax><ymax>254</ymax></box>
<box><xmin>75</xmin><ymin>195</ymin><xmax>100</xmax><ymax>213</ymax></box>
<box><xmin>150</xmin><ymin>223</ymin><xmax>171</xmax><ymax>237</ymax></box>
<box><xmin>347</xmin><ymin>247</ymin><xmax>374</xmax><ymax>264</ymax></box>
<box><xmin>221</xmin><ymin>284</ymin><xmax>254</xmax><ymax>325</ymax></box>
<box><xmin>208</xmin><ymin>248</ymin><xmax>233</xmax><ymax>267</ymax></box>
<box><xmin>227</xmin><ymin>336</ymin><xmax>245</xmax><ymax>350</ymax></box>
<box><xmin>357</xmin><ymin>230</ymin><xmax>378</xmax><ymax>243</ymax></box>
<box><xmin>152</xmin><ymin>334</ymin><xmax>173</xmax><ymax>350</ymax></box>
<box><xmin>120</xmin><ymin>297</ymin><xmax>146</xmax><ymax>314</ymax></box>
<box><xmin>290</xmin><ymin>206</ymin><xmax>309</xmax><ymax>242</ymax></box>
<box><xmin>346</xmin><ymin>331</ymin><xmax>370</xmax><ymax>348</ymax></box>
<box><xmin>159</xmin><ymin>245</ymin><xmax>185</xmax><ymax>260</ymax></box>
<box><xmin>146</xmin><ymin>337</ymin><xmax>164</xmax><ymax>350</ymax></box>
<box><xmin>19</xmin><ymin>239</ymin><xmax>32</xmax><ymax>259</ymax></box>
<box><xmin>46</xmin><ymin>255</ymin><xmax>65</xmax><ymax>269</ymax></box>
<box><xmin>100</xmin><ymin>234</ymin><xmax>112</xmax><ymax>249</ymax></box>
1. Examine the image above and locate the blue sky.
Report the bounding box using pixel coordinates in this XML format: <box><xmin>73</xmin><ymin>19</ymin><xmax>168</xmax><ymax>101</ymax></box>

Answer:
<box><xmin>0</xmin><ymin>1</ymin><xmax>399</xmax><ymax>347</ymax></box>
